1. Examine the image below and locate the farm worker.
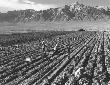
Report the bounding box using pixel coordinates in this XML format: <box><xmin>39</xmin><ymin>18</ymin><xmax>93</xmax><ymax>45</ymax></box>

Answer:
<box><xmin>52</xmin><ymin>43</ymin><xmax>59</xmax><ymax>56</ymax></box>
<box><xmin>41</xmin><ymin>40</ymin><xmax>51</xmax><ymax>61</ymax></box>
<box><xmin>53</xmin><ymin>37</ymin><xmax>61</xmax><ymax>52</ymax></box>
<box><xmin>53</xmin><ymin>43</ymin><xmax>58</xmax><ymax>51</ymax></box>
<box><xmin>42</xmin><ymin>40</ymin><xmax>47</xmax><ymax>54</ymax></box>
<box><xmin>51</xmin><ymin>38</ymin><xmax>61</xmax><ymax>56</ymax></box>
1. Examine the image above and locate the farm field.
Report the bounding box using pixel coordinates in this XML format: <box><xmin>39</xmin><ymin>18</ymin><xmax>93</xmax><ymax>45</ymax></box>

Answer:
<box><xmin>0</xmin><ymin>31</ymin><xmax>110</xmax><ymax>85</ymax></box>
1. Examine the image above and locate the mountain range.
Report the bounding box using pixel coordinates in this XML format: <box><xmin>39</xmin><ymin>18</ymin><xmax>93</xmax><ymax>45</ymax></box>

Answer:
<box><xmin>0</xmin><ymin>2</ymin><xmax>110</xmax><ymax>23</ymax></box>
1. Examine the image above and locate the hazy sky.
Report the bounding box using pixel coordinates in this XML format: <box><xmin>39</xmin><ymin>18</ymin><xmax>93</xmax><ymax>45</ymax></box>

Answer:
<box><xmin>0</xmin><ymin>0</ymin><xmax>110</xmax><ymax>12</ymax></box>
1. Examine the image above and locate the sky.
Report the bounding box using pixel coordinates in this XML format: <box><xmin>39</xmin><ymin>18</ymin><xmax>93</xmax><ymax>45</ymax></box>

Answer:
<box><xmin>0</xmin><ymin>0</ymin><xmax>110</xmax><ymax>13</ymax></box>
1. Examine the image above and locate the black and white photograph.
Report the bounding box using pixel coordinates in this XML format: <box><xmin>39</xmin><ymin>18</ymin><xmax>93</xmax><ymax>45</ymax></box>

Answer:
<box><xmin>0</xmin><ymin>0</ymin><xmax>110</xmax><ymax>85</ymax></box>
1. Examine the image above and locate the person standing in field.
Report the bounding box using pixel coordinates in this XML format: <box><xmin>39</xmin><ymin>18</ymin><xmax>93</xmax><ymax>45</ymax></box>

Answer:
<box><xmin>41</xmin><ymin>40</ymin><xmax>47</xmax><ymax>59</ymax></box>
<box><xmin>42</xmin><ymin>40</ymin><xmax>47</xmax><ymax>54</ymax></box>
<box><xmin>52</xmin><ymin>37</ymin><xmax>61</xmax><ymax>56</ymax></box>
<box><xmin>53</xmin><ymin>43</ymin><xmax>58</xmax><ymax>52</ymax></box>
<box><xmin>41</xmin><ymin>40</ymin><xmax>51</xmax><ymax>61</ymax></box>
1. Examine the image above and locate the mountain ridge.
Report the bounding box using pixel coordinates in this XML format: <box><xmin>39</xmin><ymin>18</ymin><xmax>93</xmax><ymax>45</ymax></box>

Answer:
<box><xmin>0</xmin><ymin>2</ymin><xmax>110</xmax><ymax>23</ymax></box>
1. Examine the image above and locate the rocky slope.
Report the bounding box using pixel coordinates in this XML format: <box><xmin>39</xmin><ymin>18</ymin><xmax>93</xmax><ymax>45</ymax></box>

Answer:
<box><xmin>0</xmin><ymin>2</ymin><xmax>110</xmax><ymax>23</ymax></box>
